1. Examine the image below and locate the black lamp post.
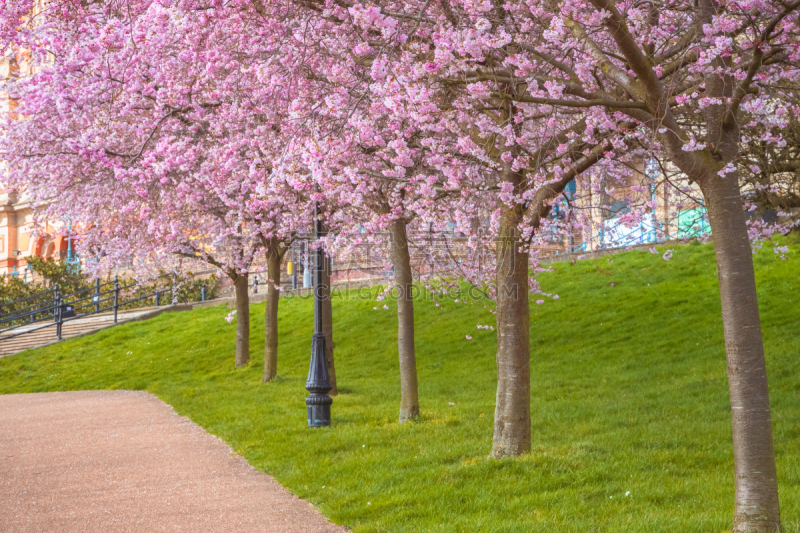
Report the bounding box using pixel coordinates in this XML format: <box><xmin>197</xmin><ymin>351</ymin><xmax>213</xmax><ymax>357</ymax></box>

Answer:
<box><xmin>306</xmin><ymin>202</ymin><xmax>332</xmax><ymax>427</ymax></box>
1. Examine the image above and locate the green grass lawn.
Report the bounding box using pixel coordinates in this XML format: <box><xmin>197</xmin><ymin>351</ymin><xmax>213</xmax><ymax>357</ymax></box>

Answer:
<box><xmin>2</xmin><ymin>241</ymin><xmax>799</xmax><ymax>532</ymax></box>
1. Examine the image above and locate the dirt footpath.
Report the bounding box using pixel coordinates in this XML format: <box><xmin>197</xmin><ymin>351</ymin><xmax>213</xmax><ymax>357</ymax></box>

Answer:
<box><xmin>0</xmin><ymin>390</ymin><xmax>347</xmax><ymax>532</ymax></box>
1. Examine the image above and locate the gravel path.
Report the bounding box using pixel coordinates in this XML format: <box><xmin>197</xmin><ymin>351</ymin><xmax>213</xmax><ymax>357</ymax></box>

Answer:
<box><xmin>0</xmin><ymin>390</ymin><xmax>348</xmax><ymax>532</ymax></box>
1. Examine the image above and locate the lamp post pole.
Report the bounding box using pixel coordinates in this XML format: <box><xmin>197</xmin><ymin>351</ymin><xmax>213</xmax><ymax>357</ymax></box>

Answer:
<box><xmin>306</xmin><ymin>202</ymin><xmax>332</xmax><ymax>427</ymax></box>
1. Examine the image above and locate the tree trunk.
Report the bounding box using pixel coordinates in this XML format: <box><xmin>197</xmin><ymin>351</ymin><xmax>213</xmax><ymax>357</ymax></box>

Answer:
<box><xmin>702</xmin><ymin>172</ymin><xmax>781</xmax><ymax>532</ymax></box>
<box><xmin>233</xmin><ymin>273</ymin><xmax>250</xmax><ymax>368</ymax></box>
<box><xmin>491</xmin><ymin>206</ymin><xmax>531</xmax><ymax>457</ymax></box>
<box><xmin>263</xmin><ymin>250</ymin><xmax>281</xmax><ymax>382</ymax></box>
<box><xmin>319</xmin><ymin>251</ymin><xmax>337</xmax><ymax>395</ymax></box>
<box><xmin>390</xmin><ymin>218</ymin><xmax>419</xmax><ymax>423</ymax></box>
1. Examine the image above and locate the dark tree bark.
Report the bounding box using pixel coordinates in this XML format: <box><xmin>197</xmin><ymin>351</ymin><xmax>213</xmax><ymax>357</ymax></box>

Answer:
<box><xmin>390</xmin><ymin>218</ymin><xmax>419</xmax><ymax>423</ymax></box>
<box><xmin>490</xmin><ymin>201</ymin><xmax>531</xmax><ymax>457</ymax></box>
<box><xmin>701</xmin><ymin>172</ymin><xmax>781</xmax><ymax>532</ymax></box>
<box><xmin>233</xmin><ymin>273</ymin><xmax>250</xmax><ymax>368</ymax></box>
<box><xmin>263</xmin><ymin>243</ymin><xmax>283</xmax><ymax>382</ymax></box>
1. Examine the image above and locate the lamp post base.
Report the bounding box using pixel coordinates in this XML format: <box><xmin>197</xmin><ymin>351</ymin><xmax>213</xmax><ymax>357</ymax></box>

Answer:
<box><xmin>307</xmin><ymin>396</ymin><xmax>332</xmax><ymax>427</ymax></box>
<box><xmin>306</xmin><ymin>332</ymin><xmax>332</xmax><ymax>427</ymax></box>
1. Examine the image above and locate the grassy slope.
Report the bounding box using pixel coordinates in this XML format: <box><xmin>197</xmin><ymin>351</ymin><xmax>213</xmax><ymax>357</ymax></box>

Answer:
<box><xmin>1</xmin><ymin>241</ymin><xmax>799</xmax><ymax>533</ymax></box>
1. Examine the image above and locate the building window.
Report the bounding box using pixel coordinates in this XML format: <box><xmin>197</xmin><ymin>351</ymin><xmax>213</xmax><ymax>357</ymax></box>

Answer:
<box><xmin>0</xmin><ymin>236</ymin><xmax>4</xmax><ymax>254</ymax></box>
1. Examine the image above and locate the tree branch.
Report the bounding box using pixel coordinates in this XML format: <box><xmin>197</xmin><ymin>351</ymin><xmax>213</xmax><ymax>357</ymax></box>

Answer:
<box><xmin>491</xmin><ymin>92</ymin><xmax>649</xmax><ymax>110</ymax></box>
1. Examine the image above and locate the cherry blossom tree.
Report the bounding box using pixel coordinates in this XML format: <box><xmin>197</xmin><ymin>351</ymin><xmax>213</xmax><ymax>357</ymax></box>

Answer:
<box><xmin>0</xmin><ymin>0</ymin><xmax>303</xmax><ymax>371</ymax></box>
<box><xmin>284</xmin><ymin>1</ymin><xmax>797</xmax><ymax>528</ymax></box>
<box><xmin>280</xmin><ymin>9</ymin><xmax>501</xmax><ymax>421</ymax></box>
<box><xmin>300</xmin><ymin>127</ymin><xmax>452</xmax><ymax>421</ymax></box>
<box><xmin>738</xmin><ymin>87</ymin><xmax>800</xmax><ymax>216</ymax></box>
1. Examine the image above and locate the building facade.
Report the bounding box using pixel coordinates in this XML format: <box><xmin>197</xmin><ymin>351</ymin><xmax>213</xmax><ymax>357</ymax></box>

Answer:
<box><xmin>2</xmin><ymin>54</ymin><xmax>71</xmax><ymax>278</ymax></box>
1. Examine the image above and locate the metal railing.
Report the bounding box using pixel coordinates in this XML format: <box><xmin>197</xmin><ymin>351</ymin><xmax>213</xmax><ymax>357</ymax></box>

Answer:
<box><xmin>0</xmin><ymin>275</ymin><xmax>209</xmax><ymax>344</ymax></box>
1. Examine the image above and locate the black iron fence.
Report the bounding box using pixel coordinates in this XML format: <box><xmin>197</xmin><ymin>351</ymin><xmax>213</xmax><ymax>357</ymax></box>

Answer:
<box><xmin>0</xmin><ymin>275</ymin><xmax>209</xmax><ymax>344</ymax></box>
